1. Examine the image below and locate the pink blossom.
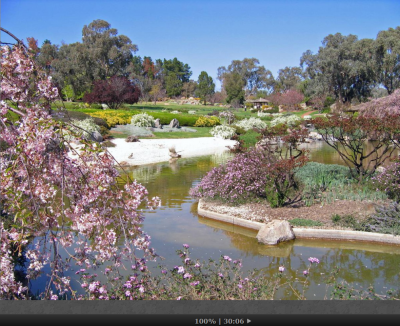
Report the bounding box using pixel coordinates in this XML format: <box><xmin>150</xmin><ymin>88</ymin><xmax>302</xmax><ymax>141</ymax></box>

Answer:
<box><xmin>279</xmin><ymin>266</ymin><xmax>285</xmax><ymax>272</ymax></box>
<box><xmin>308</xmin><ymin>257</ymin><xmax>320</xmax><ymax>264</ymax></box>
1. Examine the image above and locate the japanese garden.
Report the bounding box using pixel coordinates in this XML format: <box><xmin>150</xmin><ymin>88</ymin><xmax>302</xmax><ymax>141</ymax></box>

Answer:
<box><xmin>1</xmin><ymin>20</ymin><xmax>400</xmax><ymax>301</ymax></box>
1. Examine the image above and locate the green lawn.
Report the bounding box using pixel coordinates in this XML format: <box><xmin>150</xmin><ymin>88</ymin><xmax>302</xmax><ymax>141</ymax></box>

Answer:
<box><xmin>109</xmin><ymin>127</ymin><xmax>213</xmax><ymax>139</ymax></box>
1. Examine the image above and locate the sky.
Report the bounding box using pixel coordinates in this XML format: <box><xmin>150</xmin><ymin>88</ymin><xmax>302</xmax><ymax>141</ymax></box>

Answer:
<box><xmin>1</xmin><ymin>0</ymin><xmax>399</xmax><ymax>90</ymax></box>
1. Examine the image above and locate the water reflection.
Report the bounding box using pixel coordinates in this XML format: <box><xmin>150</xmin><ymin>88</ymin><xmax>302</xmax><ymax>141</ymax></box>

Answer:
<box><xmin>132</xmin><ymin>149</ymin><xmax>400</xmax><ymax>299</ymax></box>
<box><xmin>27</xmin><ymin>144</ymin><xmax>400</xmax><ymax>299</ymax></box>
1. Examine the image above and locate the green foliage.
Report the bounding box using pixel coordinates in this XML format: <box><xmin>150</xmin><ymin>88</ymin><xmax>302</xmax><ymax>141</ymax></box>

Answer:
<box><xmin>265</xmin><ymin>181</ymin><xmax>286</xmax><ymax>208</ymax></box>
<box><xmin>331</xmin><ymin>213</ymin><xmax>372</xmax><ymax>232</ymax></box>
<box><xmin>165</xmin><ymin>72</ymin><xmax>184</xmax><ymax>97</ymax></box>
<box><xmin>238</xmin><ymin>129</ymin><xmax>260</xmax><ymax>148</ymax></box>
<box><xmin>324</xmin><ymin>96</ymin><xmax>335</xmax><ymax>108</ymax></box>
<box><xmin>224</xmin><ymin>72</ymin><xmax>246</xmax><ymax>106</ymax></box>
<box><xmin>147</xmin><ymin>112</ymin><xmax>199</xmax><ymax>126</ymax></box>
<box><xmin>197</xmin><ymin>71</ymin><xmax>215</xmax><ymax>105</ymax></box>
<box><xmin>289</xmin><ymin>218</ymin><xmax>324</xmax><ymax>227</ymax></box>
<box><xmin>296</xmin><ymin>162</ymin><xmax>387</xmax><ymax>206</ymax></box>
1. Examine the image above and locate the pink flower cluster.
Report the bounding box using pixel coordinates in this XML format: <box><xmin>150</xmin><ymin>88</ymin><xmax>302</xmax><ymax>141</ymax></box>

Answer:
<box><xmin>0</xmin><ymin>44</ymin><xmax>160</xmax><ymax>299</ymax></box>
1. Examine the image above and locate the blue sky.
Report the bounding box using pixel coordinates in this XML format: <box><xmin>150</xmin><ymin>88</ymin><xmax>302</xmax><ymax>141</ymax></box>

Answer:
<box><xmin>1</xmin><ymin>0</ymin><xmax>399</xmax><ymax>90</ymax></box>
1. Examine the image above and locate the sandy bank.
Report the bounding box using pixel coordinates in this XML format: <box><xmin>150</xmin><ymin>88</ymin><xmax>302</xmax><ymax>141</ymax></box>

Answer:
<box><xmin>105</xmin><ymin>137</ymin><xmax>237</xmax><ymax>165</ymax></box>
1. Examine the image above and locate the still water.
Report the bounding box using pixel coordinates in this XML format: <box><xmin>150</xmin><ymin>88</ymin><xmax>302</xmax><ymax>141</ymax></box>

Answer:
<box><xmin>28</xmin><ymin>142</ymin><xmax>400</xmax><ymax>299</ymax></box>
<box><xmin>125</xmin><ymin>142</ymin><xmax>400</xmax><ymax>300</ymax></box>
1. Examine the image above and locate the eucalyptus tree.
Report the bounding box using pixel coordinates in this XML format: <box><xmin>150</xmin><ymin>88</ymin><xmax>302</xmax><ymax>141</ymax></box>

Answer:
<box><xmin>300</xmin><ymin>33</ymin><xmax>376</xmax><ymax>106</ymax></box>
<box><xmin>374</xmin><ymin>26</ymin><xmax>400</xmax><ymax>94</ymax></box>
<box><xmin>275</xmin><ymin>66</ymin><xmax>304</xmax><ymax>92</ymax></box>
<box><xmin>52</xmin><ymin>19</ymin><xmax>138</xmax><ymax>100</ymax></box>
<box><xmin>217</xmin><ymin>58</ymin><xmax>275</xmax><ymax>96</ymax></box>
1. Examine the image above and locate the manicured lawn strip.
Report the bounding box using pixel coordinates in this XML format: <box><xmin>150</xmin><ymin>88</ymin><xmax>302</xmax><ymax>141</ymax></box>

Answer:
<box><xmin>151</xmin><ymin>127</ymin><xmax>213</xmax><ymax>139</ymax></box>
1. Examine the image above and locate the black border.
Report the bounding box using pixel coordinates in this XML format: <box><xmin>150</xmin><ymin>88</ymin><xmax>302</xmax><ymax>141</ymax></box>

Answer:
<box><xmin>1</xmin><ymin>300</ymin><xmax>400</xmax><ymax>314</ymax></box>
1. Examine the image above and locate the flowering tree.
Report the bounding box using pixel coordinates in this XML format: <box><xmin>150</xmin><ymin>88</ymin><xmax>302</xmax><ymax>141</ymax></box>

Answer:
<box><xmin>268</xmin><ymin>89</ymin><xmax>304</xmax><ymax>111</ymax></box>
<box><xmin>356</xmin><ymin>88</ymin><xmax>400</xmax><ymax>117</ymax></box>
<box><xmin>0</xmin><ymin>33</ymin><xmax>159</xmax><ymax>299</ymax></box>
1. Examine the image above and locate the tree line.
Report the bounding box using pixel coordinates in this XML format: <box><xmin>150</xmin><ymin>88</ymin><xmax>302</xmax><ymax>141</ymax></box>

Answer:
<box><xmin>27</xmin><ymin>19</ymin><xmax>400</xmax><ymax>108</ymax></box>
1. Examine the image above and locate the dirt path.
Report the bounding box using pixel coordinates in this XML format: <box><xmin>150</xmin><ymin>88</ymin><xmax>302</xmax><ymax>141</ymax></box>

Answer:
<box><xmin>301</xmin><ymin>110</ymin><xmax>318</xmax><ymax>118</ymax></box>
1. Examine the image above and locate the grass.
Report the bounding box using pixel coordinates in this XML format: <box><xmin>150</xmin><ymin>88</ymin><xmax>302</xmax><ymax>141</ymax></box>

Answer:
<box><xmin>151</xmin><ymin>127</ymin><xmax>213</xmax><ymax>139</ymax></box>
<box><xmin>109</xmin><ymin>127</ymin><xmax>213</xmax><ymax>140</ymax></box>
<box><xmin>289</xmin><ymin>218</ymin><xmax>324</xmax><ymax>227</ymax></box>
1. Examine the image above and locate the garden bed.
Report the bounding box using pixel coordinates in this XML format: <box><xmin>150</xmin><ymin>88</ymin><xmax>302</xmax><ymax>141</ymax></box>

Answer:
<box><xmin>198</xmin><ymin>198</ymin><xmax>387</xmax><ymax>230</ymax></box>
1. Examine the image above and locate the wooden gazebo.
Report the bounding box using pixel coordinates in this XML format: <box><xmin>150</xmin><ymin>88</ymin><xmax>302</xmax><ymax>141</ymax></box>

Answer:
<box><xmin>246</xmin><ymin>98</ymin><xmax>269</xmax><ymax>109</ymax></box>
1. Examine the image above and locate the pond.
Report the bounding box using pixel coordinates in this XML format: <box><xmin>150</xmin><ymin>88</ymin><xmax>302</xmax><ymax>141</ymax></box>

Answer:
<box><xmin>125</xmin><ymin>143</ymin><xmax>400</xmax><ymax>300</ymax></box>
<box><xmin>27</xmin><ymin>141</ymin><xmax>400</xmax><ymax>299</ymax></box>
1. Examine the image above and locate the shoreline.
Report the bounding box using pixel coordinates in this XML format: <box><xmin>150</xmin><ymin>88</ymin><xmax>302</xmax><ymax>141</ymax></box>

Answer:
<box><xmin>104</xmin><ymin>137</ymin><xmax>238</xmax><ymax>166</ymax></box>
<box><xmin>197</xmin><ymin>199</ymin><xmax>400</xmax><ymax>246</ymax></box>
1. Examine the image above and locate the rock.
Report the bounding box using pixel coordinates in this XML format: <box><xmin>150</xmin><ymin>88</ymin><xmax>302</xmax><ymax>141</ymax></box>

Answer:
<box><xmin>256</xmin><ymin>220</ymin><xmax>295</xmax><ymax>245</ymax></box>
<box><xmin>376</xmin><ymin>166</ymin><xmax>386</xmax><ymax>173</ymax></box>
<box><xmin>101</xmin><ymin>104</ymin><xmax>109</xmax><ymax>110</ymax></box>
<box><xmin>126</xmin><ymin>135</ymin><xmax>140</xmax><ymax>142</ymax></box>
<box><xmin>169</xmin><ymin>118</ymin><xmax>180</xmax><ymax>128</ymax></box>
<box><xmin>154</xmin><ymin>118</ymin><xmax>163</xmax><ymax>129</ymax></box>
<box><xmin>90</xmin><ymin>131</ymin><xmax>103</xmax><ymax>142</ymax></box>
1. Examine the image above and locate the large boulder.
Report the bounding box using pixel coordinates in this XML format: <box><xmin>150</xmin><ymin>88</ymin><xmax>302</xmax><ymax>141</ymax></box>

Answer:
<box><xmin>169</xmin><ymin>118</ymin><xmax>180</xmax><ymax>128</ymax></box>
<box><xmin>154</xmin><ymin>118</ymin><xmax>163</xmax><ymax>129</ymax></box>
<box><xmin>256</xmin><ymin>220</ymin><xmax>295</xmax><ymax>245</ymax></box>
<box><xmin>90</xmin><ymin>131</ymin><xmax>103</xmax><ymax>142</ymax></box>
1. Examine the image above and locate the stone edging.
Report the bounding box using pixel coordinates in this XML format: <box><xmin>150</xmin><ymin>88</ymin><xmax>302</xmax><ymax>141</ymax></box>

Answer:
<box><xmin>197</xmin><ymin>199</ymin><xmax>400</xmax><ymax>245</ymax></box>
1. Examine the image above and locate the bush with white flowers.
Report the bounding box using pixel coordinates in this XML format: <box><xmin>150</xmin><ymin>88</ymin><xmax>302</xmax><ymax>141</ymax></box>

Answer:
<box><xmin>66</xmin><ymin>118</ymin><xmax>100</xmax><ymax>141</ymax></box>
<box><xmin>131</xmin><ymin>112</ymin><xmax>155</xmax><ymax>127</ymax></box>
<box><xmin>210</xmin><ymin>125</ymin><xmax>236</xmax><ymax>139</ymax></box>
<box><xmin>234</xmin><ymin>117</ymin><xmax>267</xmax><ymax>131</ymax></box>
<box><xmin>188</xmin><ymin>110</ymin><xmax>197</xmax><ymax>114</ymax></box>
<box><xmin>170</xmin><ymin>110</ymin><xmax>180</xmax><ymax>114</ymax></box>
<box><xmin>270</xmin><ymin>114</ymin><xmax>302</xmax><ymax>127</ymax></box>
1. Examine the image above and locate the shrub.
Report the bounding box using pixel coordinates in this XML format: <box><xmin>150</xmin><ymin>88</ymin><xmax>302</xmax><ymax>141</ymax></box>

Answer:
<box><xmin>373</xmin><ymin>163</ymin><xmax>400</xmax><ymax>202</ymax></box>
<box><xmin>262</xmin><ymin>106</ymin><xmax>279</xmax><ymax>114</ymax></box>
<box><xmin>364</xmin><ymin>202</ymin><xmax>400</xmax><ymax>235</ymax></box>
<box><xmin>289</xmin><ymin>218</ymin><xmax>324</xmax><ymax>227</ymax></box>
<box><xmin>189</xmin><ymin>148</ymin><xmax>272</xmax><ymax>204</ymax></box>
<box><xmin>86</xmin><ymin>110</ymin><xmax>134</xmax><ymax>127</ymax></box>
<box><xmin>238</xmin><ymin>129</ymin><xmax>260</xmax><ymax>148</ymax></box>
<box><xmin>210</xmin><ymin>125</ymin><xmax>236</xmax><ymax>139</ymax></box>
<box><xmin>194</xmin><ymin>116</ymin><xmax>221</xmax><ymax>127</ymax></box>
<box><xmin>270</xmin><ymin>114</ymin><xmax>302</xmax><ymax>127</ymax></box>
<box><xmin>234</xmin><ymin>117</ymin><xmax>267</xmax><ymax>131</ymax></box>
<box><xmin>331</xmin><ymin>214</ymin><xmax>366</xmax><ymax>230</ymax></box>
<box><xmin>131</xmin><ymin>112</ymin><xmax>155</xmax><ymax>127</ymax></box>
<box><xmin>67</xmin><ymin>118</ymin><xmax>100</xmax><ymax>141</ymax></box>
